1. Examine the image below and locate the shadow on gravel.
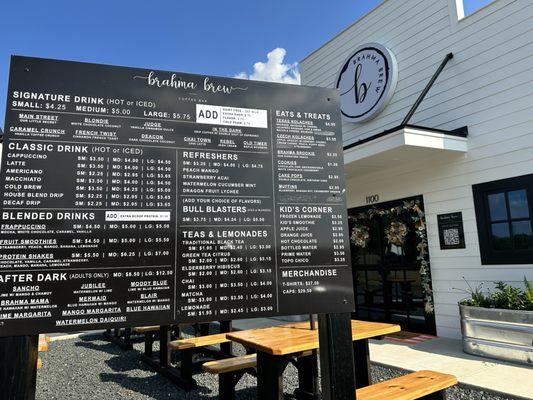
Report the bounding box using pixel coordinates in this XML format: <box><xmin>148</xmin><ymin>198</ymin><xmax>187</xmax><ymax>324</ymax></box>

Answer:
<box><xmin>75</xmin><ymin>340</ymin><xmax>124</xmax><ymax>356</ymax></box>
<box><xmin>99</xmin><ymin>372</ymin><xmax>216</xmax><ymax>399</ymax></box>
<box><xmin>104</xmin><ymin>353</ymin><xmax>153</xmax><ymax>373</ymax></box>
<box><xmin>75</xmin><ymin>333</ymin><xmax>129</xmax><ymax>355</ymax></box>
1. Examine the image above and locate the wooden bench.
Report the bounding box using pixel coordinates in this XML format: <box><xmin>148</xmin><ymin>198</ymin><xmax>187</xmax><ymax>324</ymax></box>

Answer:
<box><xmin>105</xmin><ymin>323</ymin><xmax>197</xmax><ymax>351</ymax></box>
<box><xmin>37</xmin><ymin>334</ymin><xmax>49</xmax><ymax>369</ymax></box>
<box><xmin>138</xmin><ymin>323</ymin><xmax>233</xmax><ymax>391</ymax></box>
<box><xmin>164</xmin><ymin>332</ymin><xmax>233</xmax><ymax>389</ymax></box>
<box><xmin>38</xmin><ymin>335</ymin><xmax>49</xmax><ymax>352</ymax></box>
<box><xmin>205</xmin><ymin>359</ymin><xmax>456</xmax><ymax>400</ymax></box>
<box><xmin>133</xmin><ymin>325</ymin><xmax>160</xmax><ymax>334</ymax></box>
<box><xmin>203</xmin><ymin>350</ymin><xmax>314</xmax><ymax>400</ymax></box>
<box><xmin>132</xmin><ymin>326</ymin><xmax>160</xmax><ymax>357</ymax></box>
<box><xmin>356</xmin><ymin>370</ymin><xmax>458</xmax><ymax>400</ymax></box>
<box><xmin>203</xmin><ymin>354</ymin><xmax>257</xmax><ymax>400</ymax></box>
<box><xmin>169</xmin><ymin>333</ymin><xmax>230</xmax><ymax>350</ymax></box>
<box><xmin>133</xmin><ymin>324</ymin><xmax>195</xmax><ymax>358</ymax></box>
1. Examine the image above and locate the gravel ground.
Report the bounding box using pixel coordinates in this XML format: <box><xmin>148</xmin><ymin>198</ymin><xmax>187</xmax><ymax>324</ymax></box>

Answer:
<box><xmin>36</xmin><ymin>333</ymin><xmax>518</xmax><ymax>400</ymax></box>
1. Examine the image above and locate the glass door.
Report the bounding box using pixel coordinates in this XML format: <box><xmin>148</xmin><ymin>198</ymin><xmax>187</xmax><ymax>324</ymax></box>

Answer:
<box><xmin>349</xmin><ymin>196</ymin><xmax>436</xmax><ymax>335</ymax></box>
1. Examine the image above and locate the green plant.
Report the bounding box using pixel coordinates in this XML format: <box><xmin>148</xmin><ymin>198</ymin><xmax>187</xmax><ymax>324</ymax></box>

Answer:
<box><xmin>491</xmin><ymin>281</ymin><xmax>528</xmax><ymax>310</ymax></box>
<box><xmin>457</xmin><ymin>279</ymin><xmax>492</xmax><ymax>308</ymax></box>
<box><xmin>459</xmin><ymin>278</ymin><xmax>533</xmax><ymax>311</ymax></box>
<box><xmin>525</xmin><ymin>276</ymin><xmax>533</xmax><ymax>303</ymax></box>
<box><xmin>467</xmin><ymin>285</ymin><xmax>493</xmax><ymax>308</ymax></box>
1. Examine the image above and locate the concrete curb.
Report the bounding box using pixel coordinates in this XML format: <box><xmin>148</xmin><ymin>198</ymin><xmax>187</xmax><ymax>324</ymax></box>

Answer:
<box><xmin>47</xmin><ymin>330</ymin><xmax>104</xmax><ymax>342</ymax></box>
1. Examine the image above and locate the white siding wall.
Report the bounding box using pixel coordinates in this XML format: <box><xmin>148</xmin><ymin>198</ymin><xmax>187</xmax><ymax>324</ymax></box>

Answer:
<box><xmin>301</xmin><ymin>0</ymin><xmax>533</xmax><ymax>338</ymax></box>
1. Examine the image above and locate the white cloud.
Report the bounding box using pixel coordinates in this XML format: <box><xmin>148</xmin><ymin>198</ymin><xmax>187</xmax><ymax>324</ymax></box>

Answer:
<box><xmin>235</xmin><ymin>48</ymin><xmax>301</xmax><ymax>85</ymax></box>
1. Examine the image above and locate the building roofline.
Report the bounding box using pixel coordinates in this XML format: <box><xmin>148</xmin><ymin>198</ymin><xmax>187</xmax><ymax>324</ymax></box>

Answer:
<box><xmin>299</xmin><ymin>0</ymin><xmax>391</xmax><ymax>65</ymax></box>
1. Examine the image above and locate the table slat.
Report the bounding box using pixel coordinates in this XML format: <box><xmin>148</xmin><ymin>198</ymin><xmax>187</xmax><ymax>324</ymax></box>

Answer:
<box><xmin>227</xmin><ymin>320</ymin><xmax>400</xmax><ymax>355</ymax></box>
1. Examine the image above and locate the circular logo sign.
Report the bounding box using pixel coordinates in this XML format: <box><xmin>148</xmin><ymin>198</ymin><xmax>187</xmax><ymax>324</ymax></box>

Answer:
<box><xmin>336</xmin><ymin>43</ymin><xmax>398</xmax><ymax>123</ymax></box>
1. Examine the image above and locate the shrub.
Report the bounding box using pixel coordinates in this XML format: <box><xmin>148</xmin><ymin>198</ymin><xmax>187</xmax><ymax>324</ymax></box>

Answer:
<box><xmin>459</xmin><ymin>277</ymin><xmax>533</xmax><ymax>311</ymax></box>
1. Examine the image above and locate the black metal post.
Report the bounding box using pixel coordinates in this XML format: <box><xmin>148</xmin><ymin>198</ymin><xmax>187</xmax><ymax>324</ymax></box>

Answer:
<box><xmin>308</xmin><ymin>314</ymin><xmax>319</xmax><ymax>399</ymax></box>
<box><xmin>401</xmin><ymin>53</ymin><xmax>453</xmax><ymax>125</ymax></box>
<box><xmin>257</xmin><ymin>352</ymin><xmax>287</xmax><ymax>400</ymax></box>
<box><xmin>159</xmin><ymin>325</ymin><xmax>171</xmax><ymax>367</ymax></box>
<box><xmin>218</xmin><ymin>373</ymin><xmax>236</xmax><ymax>400</ymax></box>
<box><xmin>0</xmin><ymin>335</ymin><xmax>39</xmax><ymax>400</ymax></box>
<box><xmin>309</xmin><ymin>314</ymin><xmax>317</xmax><ymax>330</ymax></box>
<box><xmin>352</xmin><ymin>340</ymin><xmax>371</xmax><ymax>388</ymax></box>
<box><xmin>219</xmin><ymin>320</ymin><xmax>233</xmax><ymax>357</ymax></box>
<box><xmin>318</xmin><ymin>313</ymin><xmax>356</xmax><ymax>400</ymax></box>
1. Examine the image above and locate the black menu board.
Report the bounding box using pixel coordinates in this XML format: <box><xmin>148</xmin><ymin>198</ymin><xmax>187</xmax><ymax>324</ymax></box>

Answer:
<box><xmin>0</xmin><ymin>56</ymin><xmax>353</xmax><ymax>336</ymax></box>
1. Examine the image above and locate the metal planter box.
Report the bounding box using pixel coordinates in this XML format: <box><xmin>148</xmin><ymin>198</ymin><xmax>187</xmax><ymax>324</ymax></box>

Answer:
<box><xmin>459</xmin><ymin>304</ymin><xmax>533</xmax><ymax>365</ymax></box>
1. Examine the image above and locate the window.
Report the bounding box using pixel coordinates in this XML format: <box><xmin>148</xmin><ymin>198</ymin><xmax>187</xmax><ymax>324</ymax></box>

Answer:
<box><xmin>473</xmin><ymin>174</ymin><xmax>533</xmax><ymax>264</ymax></box>
<box><xmin>459</xmin><ymin>0</ymin><xmax>496</xmax><ymax>18</ymax></box>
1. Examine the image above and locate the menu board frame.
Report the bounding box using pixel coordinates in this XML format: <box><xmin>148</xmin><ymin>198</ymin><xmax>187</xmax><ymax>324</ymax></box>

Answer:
<box><xmin>0</xmin><ymin>56</ymin><xmax>354</xmax><ymax>336</ymax></box>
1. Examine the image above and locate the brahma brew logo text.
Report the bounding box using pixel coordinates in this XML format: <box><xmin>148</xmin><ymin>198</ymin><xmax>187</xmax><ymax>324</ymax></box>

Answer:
<box><xmin>336</xmin><ymin>43</ymin><xmax>398</xmax><ymax>124</ymax></box>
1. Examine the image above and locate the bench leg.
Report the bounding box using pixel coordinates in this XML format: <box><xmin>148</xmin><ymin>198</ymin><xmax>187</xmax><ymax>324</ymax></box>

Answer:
<box><xmin>142</xmin><ymin>347</ymin><xmax>198</xmax><ymax>390</ymax></box>
<box><xmin>123</xmin><ymin>328</ymin><xmax>133</xmax><ymax>351</ymax></box>
<box><xmin>419</xmin><ymin>391</ymin><xmax>447</xmax><ymax>400</ymax></box>
<box><xmin>220</xmin><ymin>341</ymin><xmax>233</xmax><ymax>358</ymax></box>
<box><xmin>294</xmin><ymin>353</ymin><xmax>319</xmax><ymax>400</ymax></box>
<box><xmin>103</xmin><ymin>327</ymin><xmax>133</xmax><ymax>350</ymax></box>
<box><xmin>257</xmin><ymin>352</ymin><xmax>287</xmax><ymax>400</ymax></box>
<box><xmin>144</xmin><ymin>332</ymin><xmax>155</xmax><ymax>358</ymax></box>
<box><xmin>219</xmin><ymin>373</ymin><xmax>236</xmax><ymax>400</ymax></box>
<box><xmin>353</xmin><ymin>339</ymin><xmax>371</xmax><ymax>388</ymax></box>
<box><xmin>196</xmin><ymin>323</ymin><xmax>210</xmax><ymax>337</ymax></box>
<box><xmin>171</xmin><ymin>325</ymin><xmax>180</xmax><ymax>340</ymax></box>
<box><xmin>180</xmin><ymin>348</ymin><xmax>194</xmax><ymax>382</ymax></box>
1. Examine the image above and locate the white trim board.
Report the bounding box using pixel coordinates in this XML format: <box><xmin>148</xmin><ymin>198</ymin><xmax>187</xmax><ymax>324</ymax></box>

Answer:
<box><xmin>344</xmin><ymin>126</ymin><xmax>468</xmax><ymax>168</ymax></box>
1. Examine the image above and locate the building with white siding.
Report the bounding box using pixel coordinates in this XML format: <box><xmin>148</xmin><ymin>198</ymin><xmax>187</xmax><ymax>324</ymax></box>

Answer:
<box><xmin>301</xmin><ymin>0</ymin><xmax>533</xmax><ymax>338</ymax></box>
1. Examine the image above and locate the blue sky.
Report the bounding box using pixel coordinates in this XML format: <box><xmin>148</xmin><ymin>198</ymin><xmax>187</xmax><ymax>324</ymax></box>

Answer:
<box><xmin>463</xmin><ymin>0</ymin><xmax>494</xmax><ymax>14</ymax></box>
<box><xmin>0</xmin><ymin>0</ymin><xmax>492</xmax><ymax>129</ymax></box>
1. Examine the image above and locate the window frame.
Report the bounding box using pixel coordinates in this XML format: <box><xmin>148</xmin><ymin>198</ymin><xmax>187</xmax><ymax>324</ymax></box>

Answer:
<box><xmin>473</xmin><ymin>174</ymin><xmax>533</xmax><ymax>265</ymax></box>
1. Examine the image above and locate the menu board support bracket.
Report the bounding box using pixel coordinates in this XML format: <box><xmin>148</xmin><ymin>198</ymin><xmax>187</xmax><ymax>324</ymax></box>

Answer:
<box><xmin>0</xmin><ymin>334</ymin><xmax>38</xmax><ymax>400</ymax></box>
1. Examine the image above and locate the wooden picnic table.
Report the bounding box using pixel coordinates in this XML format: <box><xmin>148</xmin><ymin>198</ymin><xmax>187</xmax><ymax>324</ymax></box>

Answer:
<box><xmin>227</xmin><ymin>320</ymin><xmax>400</xmax><ymax>400</ymax></box>
<box><xmin>141</xmin><ymin>321</ymin><xmax>232</xmax><ymax>390</ymax></box>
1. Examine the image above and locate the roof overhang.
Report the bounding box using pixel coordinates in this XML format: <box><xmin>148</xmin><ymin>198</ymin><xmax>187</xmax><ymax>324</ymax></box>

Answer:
<box><xmin>343</xmin><ymin>124</ymin><xmax>468</xmax><ymax>176</ymax></box>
